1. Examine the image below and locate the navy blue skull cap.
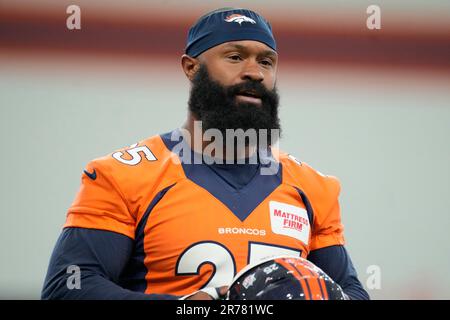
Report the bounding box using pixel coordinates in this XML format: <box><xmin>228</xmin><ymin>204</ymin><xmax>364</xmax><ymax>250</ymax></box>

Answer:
<box><xmin>185</xmin><ymin>7</ymin><xmax>277</xmax><ymax>57</ymax></box>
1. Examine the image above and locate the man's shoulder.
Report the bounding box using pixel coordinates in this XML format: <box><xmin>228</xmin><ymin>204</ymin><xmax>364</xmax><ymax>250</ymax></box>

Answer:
<box><xmin>278</xmin><ymin>151</ymin><xmax>341</xmax><ymax>198</ymax></box>
<box><xmin>89</xmin><ymin>133</ymin><xmax>163</xmax><ymax>165</ymax></box>
<box><xmin>84</xmin><ymin>132</ymin><xmax>180</xmax><ymax>186</ymax></box>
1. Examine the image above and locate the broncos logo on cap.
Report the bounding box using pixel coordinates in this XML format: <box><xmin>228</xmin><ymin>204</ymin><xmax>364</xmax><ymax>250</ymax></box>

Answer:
<box><xmin>225</xmin><ymin>14</ymin><xmax>256</xmax><ymax>25</ymax></box>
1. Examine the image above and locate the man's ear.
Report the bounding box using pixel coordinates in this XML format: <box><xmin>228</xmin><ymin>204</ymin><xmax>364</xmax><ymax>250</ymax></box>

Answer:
<box><xmin>181</xmin><ymin>54</ymin><xmax>200</xmax><ymax>81</ymax></box>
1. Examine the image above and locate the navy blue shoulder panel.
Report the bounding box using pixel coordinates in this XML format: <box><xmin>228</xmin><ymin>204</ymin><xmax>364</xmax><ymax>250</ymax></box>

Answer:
<box><xmin>160</xmin><ymin>130</ymin><xmax>180</xmax><ymax>151</ymax></box>
<box><xmin>293</xmin><ymin>187</ymin><xmax>314</xmax><ymax>227</ymax></box>
<box><xmin>119</xmin><ymin>183</ymin><xmax>176</xmax><ymax>292</ymax></box>
<box><xmin>160</xmin><ymin>130</ymin><xmax>282</xmax><ymax>221</ymax></box>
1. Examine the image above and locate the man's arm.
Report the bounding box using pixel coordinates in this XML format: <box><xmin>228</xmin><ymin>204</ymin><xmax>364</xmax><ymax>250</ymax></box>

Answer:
<box><xmin>307</xmin><ymin>245</ymin><xmax>370</xmax><ymax>300</ymax></box>
<box><xmin>41</xmin><ymin>227</ymin><xmax>179</xmax><ymax>300</ymax></box>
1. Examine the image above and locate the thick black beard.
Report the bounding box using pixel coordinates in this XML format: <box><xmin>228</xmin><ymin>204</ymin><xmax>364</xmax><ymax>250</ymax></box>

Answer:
<box><xmin>188</xmin><ymin>64</ymin><xmax>281</xmax><ymax>146</ymax></box>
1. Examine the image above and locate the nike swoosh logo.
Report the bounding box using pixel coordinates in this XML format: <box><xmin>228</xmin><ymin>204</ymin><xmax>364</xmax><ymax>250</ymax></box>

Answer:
<box><xmin>83</xmin><ymin>169</ymin><xmax>97</xmax><ymax>180</ymax></box>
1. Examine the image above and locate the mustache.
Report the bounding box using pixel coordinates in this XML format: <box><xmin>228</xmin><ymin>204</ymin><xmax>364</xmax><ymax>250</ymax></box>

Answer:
<box><xmin>225</xmin><ymin>80</ymin><xmax>275</xmax><ymax>102</ymax></box>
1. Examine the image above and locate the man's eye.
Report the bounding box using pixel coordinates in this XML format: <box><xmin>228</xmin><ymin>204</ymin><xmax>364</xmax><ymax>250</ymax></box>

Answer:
<box><xmin>260</xmin><ymin>60</ymin><xmax>273</xmax><ymax>66</ymax></box>
<box><xmin>228</xmin><ymin>55</ymin><xmax>242</xmax><ymax>61</ymax></box>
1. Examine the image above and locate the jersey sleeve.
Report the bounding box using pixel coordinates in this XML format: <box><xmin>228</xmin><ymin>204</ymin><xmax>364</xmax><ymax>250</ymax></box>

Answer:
<box><xmin>309</xmin><ymin>173</ymin><xmax>345</xmax><ymax>251</ymax></box>
<box><xmin>307</xmin><ymin>245</ymin><xmax>369</xmax><ymax>300</ymax></box>
<box><xmin>64</xmin><ymin>159</ymin><xmax>136</xmax><ymax>239</ymax></box>
<box><xmin>42</xmin><ymin>228</ymin><xmax>180</xmax><ymax>300</ymax></box>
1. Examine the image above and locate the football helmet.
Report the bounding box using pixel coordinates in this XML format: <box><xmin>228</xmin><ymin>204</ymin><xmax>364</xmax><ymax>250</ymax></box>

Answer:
<box><xmin>228</xmin><ymin>255</ymin><xmax>348</xmax><ymax>300</ymax></box>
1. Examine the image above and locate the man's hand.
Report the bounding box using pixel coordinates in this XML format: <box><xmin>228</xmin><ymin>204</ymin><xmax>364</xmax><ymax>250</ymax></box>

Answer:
<box><xmin>185</xmin><ymin>286</ymin><xmax>229</xmax><ymax>300</ymax></box>
<box><xmin>185</xmin><ymin>291</ymin><xmax>214</xmax><ymax>300</ymax></box>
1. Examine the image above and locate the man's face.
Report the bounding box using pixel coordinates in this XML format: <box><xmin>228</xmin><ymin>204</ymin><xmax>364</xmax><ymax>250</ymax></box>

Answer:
<box><xmin>197</xmin><ymin>40</ymin><xmax>278</xmax><ymax>102</ymax></box>
<box><xmin>188</xmin><ymin>40</ymin><xmax>280</xmax><ymax>145</ymax></box>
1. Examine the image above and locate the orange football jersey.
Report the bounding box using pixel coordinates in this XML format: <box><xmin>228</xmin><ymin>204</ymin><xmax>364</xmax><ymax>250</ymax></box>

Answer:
<box><xmin>64</xmin><ymin>129</ymin><xmax>345</xmax><ymax>296</ymax></box>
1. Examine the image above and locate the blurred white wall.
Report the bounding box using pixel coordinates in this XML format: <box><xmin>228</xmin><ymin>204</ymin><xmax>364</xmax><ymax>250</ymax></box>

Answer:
<box><xmin>1</xmin><ymin>52</ymin><xmax>449</xmax><ymax>299</ymax></box>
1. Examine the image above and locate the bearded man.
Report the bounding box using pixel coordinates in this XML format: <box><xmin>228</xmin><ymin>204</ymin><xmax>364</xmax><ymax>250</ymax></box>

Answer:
<box><xmin>42</xmin><ymin>7</ymin><xmax>369</xmax><ymax>300</ymax></box>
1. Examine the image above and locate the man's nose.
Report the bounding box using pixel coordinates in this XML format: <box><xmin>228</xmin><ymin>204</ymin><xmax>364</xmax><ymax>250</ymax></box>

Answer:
<box><xmin>240</xmin><ymin>60</ymin><xmax>264</xmax><ymax>82</ymax></box>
